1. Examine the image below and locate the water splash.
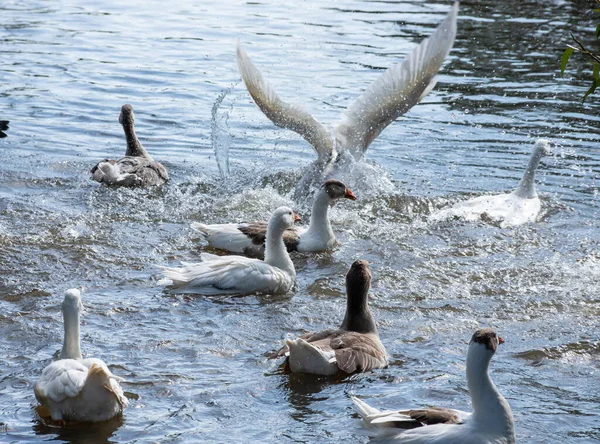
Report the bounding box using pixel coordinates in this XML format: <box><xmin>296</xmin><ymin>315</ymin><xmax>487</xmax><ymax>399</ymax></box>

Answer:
<box><xmin>211</xmin><ymin>82</ymin><xmax>239</xmax><ymax>179</ymax></box>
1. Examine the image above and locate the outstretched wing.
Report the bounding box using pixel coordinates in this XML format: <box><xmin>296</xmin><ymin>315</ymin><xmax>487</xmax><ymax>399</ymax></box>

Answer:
<box><xmin>334</xmin><ymin>2</ymin><xmax>459</xmax><ymax>156</ymax></box>
<box><xmin>237</xmin><ymin>42</ymin><xmax>334</xmax><ymax>163</ymax></box>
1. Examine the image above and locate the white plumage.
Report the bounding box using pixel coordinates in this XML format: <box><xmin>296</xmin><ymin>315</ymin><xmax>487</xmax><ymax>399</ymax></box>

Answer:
<box><xmin>34</xmin><ymin>289</ymin><xmax>128</xmax><ymax>423</ymax></box>
<box><xmin>352</xmin><ymin>328</ymin><xmax>515</xmax><ymax>443</ymax></box>
<box><xmin>163</xmin><ymin>207</ymin><xmax>298</xmax><ymax>295</ymax></box>
<box><xmin>429</xmin><ymin>139</ymin><xmax>552</xmax><ymax>227</ymax></box>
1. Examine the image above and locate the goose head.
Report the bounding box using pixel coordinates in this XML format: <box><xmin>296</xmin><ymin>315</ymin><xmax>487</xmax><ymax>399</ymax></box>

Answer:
<box><xmin>533</xmin><ymin>139</ymin><xmax>552</xmax><ymax>157</ymax></box>
<box><xmin>119</xmin><ymin>104</ymin><xmax>135</xmax><ymax>127</ymax></box>
<box><xmin>268</xmin><ymin>206</ymin><xmax>301</xmax><ymax>232</ymax></box>
<box><xmin>322</xmin><ymin>179</ymin><xmax>357</xmax><ymax>203</ymax></box>
<box><xmin>62</xmin><ymin>288</ymin><xmax>83</xmax><ymax>314</ymax></box>
<box><xmin>468</xmin><ymin>327</ymin><xmax>503</xmax><ymax>365</ymax></box>
<box><xmin>341</xmin><ymin>260</ymin><xmax>377</xmax><ymax>333</ymax></box>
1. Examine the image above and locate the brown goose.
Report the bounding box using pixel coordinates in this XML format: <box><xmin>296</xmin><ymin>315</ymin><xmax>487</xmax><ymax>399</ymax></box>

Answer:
<box><xmin>191</xmin><ymin>179</ymin><xmax>356</xmax><ymax>257</ymax></box>
<box><xmin>271</xmin><ymin>260</ymin><xmax>388</xmax><ymax>375</ymax></box>
<box><xmin>90</xmin><ymin>105</ymin><xmax>168</xmax><ymax>187</ymax></box>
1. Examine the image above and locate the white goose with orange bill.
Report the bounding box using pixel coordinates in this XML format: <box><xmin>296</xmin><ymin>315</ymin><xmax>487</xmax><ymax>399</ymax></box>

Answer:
<box><xmin>191</xmin><ymin>180</ymin><xmax>356</xmax><ymax>257</ymax></box>
<box><xmin>271</xmin><ymin>260</ymin><xmax>388</xmax><ymax>375</ymax></box>
<box><xmin>236</xmin><ymin>2</ymin><xmax>459</xmax><ymax>199</ymax></box>
<box><xmin>162</xmin><ymin>206</ymin><xmax>299</xmax><ymax>295</ymax></box>
<box><xmin>34</xmin><ymin>289</ymin><xmax>128</xmax><ymax>424</ymax></box>
<box><xmin>429</xmin><ymin>139</ymin><xmax>552</xmax><ymax>227</ymax></box>
<box><xmin>91</xmin><ymin>104</ymin><xmax>168</xmax><ymax>187</ymax></box>
<box><xmin>352</xmin><ymin>328</ymin><xmax>515</xmax><ymax>443</ymax></box>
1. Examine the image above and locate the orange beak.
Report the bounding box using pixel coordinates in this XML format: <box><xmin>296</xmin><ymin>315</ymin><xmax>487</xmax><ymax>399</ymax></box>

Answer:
<box><xmin>344</xmin><ymin>188</ymin><xmax>357</xmax><ymax>201</ymax></box>
<box><xmin>498</xmin><ymin>336</ymin><xmax>505</xmax><ymax>345</ymax></box>
<box><xmin>293</xmin><ymin>213</ymin><xmax>301</xmax><ymax>222</ymax></box>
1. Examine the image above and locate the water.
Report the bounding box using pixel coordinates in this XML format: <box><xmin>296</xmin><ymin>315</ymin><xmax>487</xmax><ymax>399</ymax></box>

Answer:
<box><xmin>1</xmin><ymin>0</ymin><xmax>599</xmax><ymax>442</ymax></box>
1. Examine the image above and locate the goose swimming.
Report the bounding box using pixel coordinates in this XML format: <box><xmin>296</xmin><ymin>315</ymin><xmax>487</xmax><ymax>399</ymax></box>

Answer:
<box><xmin>236</xmin><ymin>2</ymin><xmax>458</xmax><ymax>199</ymax></box>
<box><xmin>162</xmin><ymin>207</ymin><xmax>299</xmax><ymax>295</ymax></box>
<box><xmin>352</xmin><ymin>328</ymin><xmax>515</xmax><ymax>443</ymax></box>
<box><xmin>34</xmin><ymin>289</ymin><xmax>128</xmax><ymax>424</ymax></box>
<box><xmin>191</xmin><ymin>179</ymin><xmax>356</xmax><ymax>257</ymax></box>
<box><xmin>429</xmin><ymin>139</ymin><xmax>552</xmax><ymax>227</ymax></box>
<box><xmin>91</xmin><ymin>104</ymin><xmax>168</xmax><ymax>187</ymax></box>
<box><xmin>271</xmin><ymin>260</ymin><xmax>388</xmax><ymax>375</ymax></box>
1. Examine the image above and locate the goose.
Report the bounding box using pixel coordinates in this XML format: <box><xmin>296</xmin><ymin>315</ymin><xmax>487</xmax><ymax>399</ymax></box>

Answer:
<box><xmin>191</xmin><ymin>179</ymin><xmax>356</xmax><ymax>257</ymax></box>
<box><xmin>90</xmin><ymin>104</ymin><xmax>168</xmax><ymax>187</ymax></box>
<box><xmin>34</xmin><ymin>289</ymin><xmax>128</xmax><ymax>424</ymax></box>
<box><xmin>270</xmin><ymin>260</ymin><xmax>388</xmax><ymax>375</ymax></box>
<box><xmin>236</xmin><ymin>2</ymin><xmax>458</xmax><ymax>200</ymax></box>
<box><xmin>162</xmin><ymin>206</ymin><xmax>299</xmax><ymax>295</ymax></box>
<box><xmin>0</xmin><ymin>120</ymin><xmax>8</xmax><ymax>138</ymax></box>
<box><xmin>352</xmin><ymin>328</ymin><xmax>515</xmax><ymax>443</ymax></box>
<box><xmin>429</xmin><ymin>139</ymin><xmax>552</xmax><ymax>227</ymax></box>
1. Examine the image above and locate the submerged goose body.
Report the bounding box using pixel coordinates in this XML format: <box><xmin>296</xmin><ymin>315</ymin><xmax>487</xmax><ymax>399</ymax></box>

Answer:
<box><xmin>352</xmin><ymin>328</ymin><xmax>515</xmax><ymax>443</ymax></box>
<box><xmin>429</xmin><ymin>139</ymin><xmax>552</xmax><ymax>227</ymax></box>
<box><xmin>191</xmin><ymin>180</ymin><xmax>356</xmax><ymax>257</ymax></box>
<box><xmin>91</xmin><ymin>104</ymin><xmax>168</xmax><ymax>187</ymax></box>
<box><xmin>236</xmin><ymin>2</ymin><xmax>458</xmax><ymax>199</ymax></box>
<box><xmin>163</xmin><ymin>207</ymin><xmax>299</xmax><ymax>295</ymax></box>
<box><xmin>34</xmin><ymin>289</ymin><xmax>128</xmax><ymax>423</ymax></box>
<box><xmin>271</xmin><ymin>260</ymin><xmax>388</xmax><ymax>375</ymax></box>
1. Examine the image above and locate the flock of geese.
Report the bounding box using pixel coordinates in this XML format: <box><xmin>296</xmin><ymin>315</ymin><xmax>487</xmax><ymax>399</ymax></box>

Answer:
<box><xmin>32</xmin><ymin>2</ymin><xmax>558</xmax><ymax>442</ymax></box>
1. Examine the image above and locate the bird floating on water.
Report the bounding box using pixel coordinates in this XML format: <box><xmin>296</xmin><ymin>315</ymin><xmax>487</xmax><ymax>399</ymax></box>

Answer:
<box><xmin>271</xmin><ymin>260</ymin><xmax>388</xmax><ymax>375</ymax></box>
<box><xmin>429</xmin><ymin>139</ymin><xmax>552</xmax><ymax>227</ymax></box>
<box><xmin>91</xmin><ymin>104</ymin><xmax>168</xmax><ymax>187</ymax></box>
<box><xmin>34</xmin><ymin>289</ymin><xmax>128</xmax><ymax>424</ymax></box>
<box><xmin>352</xmin><ymin>328</ymin><xmax>515</xmax><ymax>443</ymax></box>
<box><xmin>191</xmin><ymin>179</ymin><xmax>356</xmax><ymax>257</ymax></box>
<box><xmin>162</xmin><ymin>207</ymin><xmax>299</xmax><ymax>296</ymax></box>
<box><xmin>236</xmin><ymin>2</ymin><xmax>459</xmax><ymax>200</ymax></box>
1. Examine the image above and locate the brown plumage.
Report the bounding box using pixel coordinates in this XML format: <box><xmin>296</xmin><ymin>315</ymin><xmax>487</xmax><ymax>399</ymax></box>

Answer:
<box><xmin>471</xmin><ymin>327</ymin><xmax>503</xmax><ymax>352</ymax></box>
<box><xmin>398</xmin><ymin>407</ymin><xmax>463</xmax><ymax>426</ymax></box>
<box><xmin>90</xmin><ymin>105</ymin><xmax>168</xmax><ymax>187</ymax></box>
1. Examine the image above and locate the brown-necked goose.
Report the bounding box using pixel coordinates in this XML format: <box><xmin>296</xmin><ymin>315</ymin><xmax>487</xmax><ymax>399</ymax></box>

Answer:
<box><xmin>236</xmin><ymin>3</ymin><xmax>458</xmax><ymax>199</ymax></box>
<box><xmin>429</xmin><ymin>139</ymin><xmax>552</xmax><ymax>227</ymax></box>
<box><xmin>191</xmin><ymin>179</ymin><xmax>356</xmax><ymax>257</ymax></box>
<box><xmin>34</xmin><ymin>289</ymin><xmax>128</xmax><ymax>424</ymax></box>
<box><xmin>271</xmin><ymin>260</ymin><xmax>388</xmax><ymax>375</ymax></box>
<box><xmin>90</xmin><ymin>104</ymin><xmax>168</xmax><ymax>187</ymax></box>
<box><xmin>352</xmin><ymin>328</ymin><xmax>515</xmax><ymax>443</ymax></box>
<box><xmin>162</xmin><ymin>207</ymin><xmax>299</xmax><ymax>295</ymax></box>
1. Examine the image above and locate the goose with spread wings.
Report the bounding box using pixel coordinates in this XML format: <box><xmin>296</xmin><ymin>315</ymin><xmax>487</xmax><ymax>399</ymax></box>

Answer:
<box><xmin>236</xmin><ymin>2</ymin><xmax>459</xmax><ymax>198</ymax></box>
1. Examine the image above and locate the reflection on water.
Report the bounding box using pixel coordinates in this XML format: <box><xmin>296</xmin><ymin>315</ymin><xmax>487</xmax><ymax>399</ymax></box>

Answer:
<box><xmin>1</xmin><ymin>0</ymin><xmax>599</xmax><ymax>443</ymax></box>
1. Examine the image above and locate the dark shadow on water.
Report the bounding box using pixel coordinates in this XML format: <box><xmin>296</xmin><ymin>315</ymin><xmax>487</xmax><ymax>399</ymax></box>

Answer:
<box><xmin>32</xmin><ymin>407</ymin><xmax>124</xmax><ymax>444</ymax></box>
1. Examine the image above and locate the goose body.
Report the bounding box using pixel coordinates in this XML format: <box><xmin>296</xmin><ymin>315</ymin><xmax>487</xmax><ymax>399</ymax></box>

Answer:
<box><xmin>163</xmin><ymin>207</ymin><xmax>298</xmax><ymax>295</ymax></box>
<box><xmin>191</xmin><ymin>180</ymin><xmax>356</xmax><ymax>257</ymax></box>
<box><xmin>91</xmin><ymin>104</ymin><xmax>168</xmax><ymax>187</ymax></box>
<box><xmin>352</xmin><ymin>328</ymin><xmax>515</xmax><ymax>443</ymax></box>
<box><xmin>34</xmin><ymin>289</ymin><xmax>128</xmax><ymax>423</ymax></box>
<box><xmin>429</xmin><ymin>139</ymin><xmax>552</xmax><ymax>227</ymax></box>
<box><xmin>236</xmin><ymin>3</ymin><xmax>458</xmax><ymax>199</ymax></box>
<box><xmin>272</xmin><ymin>260</ymin><xmax>388</xmax><ymax>375</ymax></box>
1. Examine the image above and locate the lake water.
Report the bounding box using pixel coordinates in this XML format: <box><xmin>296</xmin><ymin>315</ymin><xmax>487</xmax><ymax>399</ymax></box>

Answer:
<box><xmin>1</xmin><ymin>0</ymin><xmax>599</xmax><ymax>443</ymax></box>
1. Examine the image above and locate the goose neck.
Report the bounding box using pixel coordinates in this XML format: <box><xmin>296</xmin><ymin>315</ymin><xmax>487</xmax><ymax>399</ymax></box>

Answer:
<box><xmin>304</xmin><ymin>189</ymin><xmax>333</xmax><ymax>239</ymax></box>
<box><xmin>264</xmin><ymin>222</ymin><xmax>295</xmax><ymax>276</ymax></box>
<box><xmin>60</xmin><ymin>307</ymin><xmax>82</xmax><ymax>360</ymax></box>
<box><xmin>123</xmin><ymin>122</ymin><xmax>150</xmax><ymax>158</ymax></box>
<box><xmin>340</xmin><ymin>287</ymin><xmax>376</xmax><ymax>334</ymax></box>
<box><xmin>513</xmin><ymin>148</ymin><xmax>543</xmax><ymax>199</ymax></box>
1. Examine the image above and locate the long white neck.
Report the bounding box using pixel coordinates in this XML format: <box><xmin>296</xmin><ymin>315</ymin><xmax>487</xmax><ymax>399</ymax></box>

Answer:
<box><xmin>513</xmin><ymin>147</ymin><xmax>544</xmax><ymax>199</ymax></box>
<box><xmin>466</xmin><ymin>344</ymin><xmax>514</xmax><ymax>437</ymax></box>
<box><xmin>264</xmin><ymin>221</ymin><xmax>295</xmax><ymax>277</ymax></box>
<box><xmin>60</xmin><ymin>306</ymin><xmax>82</xmax><ymax>360</ymax></box>
<box><xmin>303</xmin><ymin>189</ymin><xmax>334</xmax><ymax>242</ymax></box>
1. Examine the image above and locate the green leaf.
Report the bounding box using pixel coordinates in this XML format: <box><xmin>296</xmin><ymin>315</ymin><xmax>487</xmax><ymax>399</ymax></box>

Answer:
<box><xmin>560</xmin><ymin>47</ymin><xmax>574</xmax><ymax>77</ymax></box>
<box><xmin>596</xmin><ymin>23</ymin><xmax>600</xmax><ymax>38</ymax></box>
<box><xmin>582</xmin><ymin>80</ymin><xmax>598</xmax><ymax>103</ymax></box>
<box><xmin>594</xmin><ymin>63</ymin><xmax>600</xmax><ymax>82</ymax></box>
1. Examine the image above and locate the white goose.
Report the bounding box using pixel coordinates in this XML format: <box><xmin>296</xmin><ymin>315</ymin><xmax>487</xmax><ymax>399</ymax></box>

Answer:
<box><xmin>162</xmin><ymin>206</ymin><xmax>299</xmax><ymax>295</ymax></box>
<box><xmin>236</xmin><ymin>2</ymin><xmax>458</xmax><ymax>199</ymax></box>
<box><xmin>271</xmin><ymin>260</ymin><xmax>388</xmax><ymax>375</ymax></box>
<box><xmin>91</xmin><ymin>104</ymin><xmax>168</xmax><ymax>187</ymax></box>
<box><xmin>352</xmin><ymin>328</ymin><xmax>515</xmax><ymax>443</ymax></box>
<box><xmin>429</xmin><ymin>139</ymin><xmax>552</xmax><ymax>227</ymax></box>
<box><xmin>34</xmin><ymin>289</ymin><xmax>128</xmax><ymax>424</ymax></box>
<box><xmin>191</xmin><ymin>180</ymin><xmax>356</xmax><ymax>257</ymax></box>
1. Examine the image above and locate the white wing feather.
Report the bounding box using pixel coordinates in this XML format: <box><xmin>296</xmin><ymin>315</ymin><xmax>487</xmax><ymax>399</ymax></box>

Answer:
<box><xmin>34</xmin><ymin>359</ymin><xmax>88</xmax><ymax>403</ymax></box>
<box><xmin>334</xmin><ymin>2</ymin><xmax>459</xmax><ymax>156</ymax></box>
<box><xmin>236</xmin><ymin>42</ymin><xmax>334</xmax><ymax>162</ymax></box>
